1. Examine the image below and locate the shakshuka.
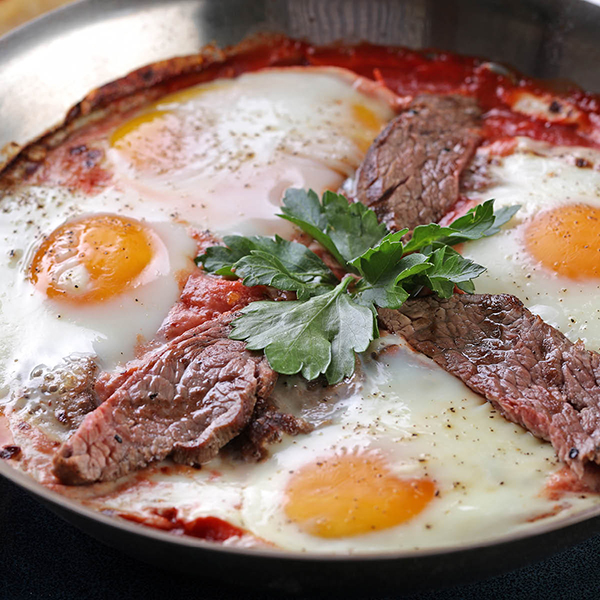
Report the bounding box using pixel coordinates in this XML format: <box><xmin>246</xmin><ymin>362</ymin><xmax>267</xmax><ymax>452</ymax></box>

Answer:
<box><xmin>1</xmin><ymin>35</ymin><xmax>600</xmax><ymax>553</ymax></box>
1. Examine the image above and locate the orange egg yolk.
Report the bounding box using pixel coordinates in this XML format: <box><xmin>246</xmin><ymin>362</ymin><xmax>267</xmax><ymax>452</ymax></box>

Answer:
<box><xmin>109</xmin><ymin>84</ymin><xmax>225</xmax><ymax>172</ymax></box>
<box><xmin>110</xmin><ymin>110</ymin><xmax>169</xmax><ymax>147</ymax></box>
<box><xmin>525</xmin><ymin>204</ymin><xmax>600</xmax><ymax>280</ymax></box>
<box><xmin>110</xmin><ymin>110</ymin><xmax>182</xmax><ymax>173</ymax></box>
<box><xmin>351</xmin><ymin>103</ymin><xmax>386</xmax><ymax>152</ymax></box>
<box><xmin>30</xmin><ymin>215</ymin><xmax>164</xmax><ymax>304</ymax></box>
<box><xmin>284</xmin><ymin>452</ymin><xmax>435</xmax><ymax>538</ymax></box>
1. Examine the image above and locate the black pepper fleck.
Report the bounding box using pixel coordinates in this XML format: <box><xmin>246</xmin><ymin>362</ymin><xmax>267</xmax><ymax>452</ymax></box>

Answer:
<box><xmin>0</xmin><ymin>445</ymin><xmax>21</xmax><ymax>460</ymax></box>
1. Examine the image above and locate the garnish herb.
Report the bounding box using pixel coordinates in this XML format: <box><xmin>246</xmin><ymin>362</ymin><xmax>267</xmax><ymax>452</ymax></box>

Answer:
<box><xmin>196</xmin><ymin>189</ymin><xmax>518</xmax><ymax>384</ymax></box>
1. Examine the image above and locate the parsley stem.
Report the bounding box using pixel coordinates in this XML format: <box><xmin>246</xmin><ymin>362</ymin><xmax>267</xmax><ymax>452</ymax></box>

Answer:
<box><xmin>337</xmin><ymin>275</ymin><xmax>354</xmax><ymax>294</ymax></box>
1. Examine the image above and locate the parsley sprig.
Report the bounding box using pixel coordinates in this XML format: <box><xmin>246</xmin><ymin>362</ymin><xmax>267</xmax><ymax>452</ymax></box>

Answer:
<box><xmin>197</xmin><ymin>189</ymin><xmax>518</xmax><ymax>384</ymax></box>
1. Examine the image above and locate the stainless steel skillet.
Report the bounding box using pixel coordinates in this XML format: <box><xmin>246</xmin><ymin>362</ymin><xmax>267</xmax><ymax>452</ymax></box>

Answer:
<box><xmin>2</xmin><ymin>0</ymin><xmax>600</xmax><ymax>593</ymax></box>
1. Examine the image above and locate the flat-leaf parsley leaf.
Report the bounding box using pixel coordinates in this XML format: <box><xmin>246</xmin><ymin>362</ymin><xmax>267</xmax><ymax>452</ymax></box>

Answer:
<box><xmin>231</xmin><ymin>277</ymin><xmax>374</xmax><ymax>384</ymax></box>
<box><xmin>198</xmin><ymin>190</ymin><xmax>518</xmax><ymax>383</ymax></box>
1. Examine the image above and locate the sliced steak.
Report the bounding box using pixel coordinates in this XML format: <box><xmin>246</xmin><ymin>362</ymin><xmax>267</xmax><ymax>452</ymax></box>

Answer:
<box><xmin>53</xmin><ymin>312</ymin><xmax>277</xmax><ymax>485</ymax></box>
<box><xmin>95</xmin><ymin>270</ymin><xmax>268</xmax><ymax>402</ymax></box>
<box><xmin>353</xmin><ymin>95</ymin><xmax>482</xmax><ymax>230</ymax></box>
<box><xmin>378</xmin><ymin>294</ymin><xmax>600</xmax><ymax>484</ymax></box>
<box><xmin>225</xmin><ymin>397</ymin><xmax>313</xmax><ymax>462</ymax></box>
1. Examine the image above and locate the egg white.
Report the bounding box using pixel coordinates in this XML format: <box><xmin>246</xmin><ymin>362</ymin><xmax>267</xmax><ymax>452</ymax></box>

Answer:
<box><xmin>107</xmin><ymin>67</ymin><xmax>397</xmax><ymax>237</ymax></box>
<box><xmin>0</xmin><ymin>186</ymin><xmax>197</xmax><ymax>385</ymax></box>
<box><xmin>461</xmin><ymin>137</ymin><xmax>600</xmax><ymax>349</ymax></box>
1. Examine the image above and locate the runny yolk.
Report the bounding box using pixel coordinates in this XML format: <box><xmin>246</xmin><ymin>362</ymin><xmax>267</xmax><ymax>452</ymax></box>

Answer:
<box><xmin>109</xmin><ymin>110</ymin><xmax>182</xmax><ymax>173</ymax></box>
<box><xmin>284</xmin><ymin>451</ymin><xmax>435</xmax><ymax>538</ymax></box>
<box><xmin>30</xmin><ymin>214</ymin><xmax>164</xmax><ymax>304</ymax></box>
<box><xmin>351</xmin><ymin>103</ymin><xmax>386</xmax><ymax>153</ymax></box>
<box><xmin>524</xmin><ymin>204</ymin><xmax>600</xmax><ymax>280</ymax></box>
<box><xmin>110</xmin><ymin>110</ymin><xmax>170</xmax><ymax>149</ymax></box>
<box><xmin>109</xmin><ymin>83</ymin><xmax>227</xmax><ymax>172</ymax></box>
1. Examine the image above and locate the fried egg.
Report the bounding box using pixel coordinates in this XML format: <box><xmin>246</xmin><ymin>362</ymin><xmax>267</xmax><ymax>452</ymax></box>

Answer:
<box><xmin>107</xmin><ymin>67</ymin><xmax>397</xmax><ymax>237</ymax></box>
<box><xmin>0</xmin><ymin>198</ymin><xmax>197</xmax><ymax>378</ymax></box>
<box><xmin>93</xmin><ymin>335</ymin><xmax>598</xmax><ymax>553</ymax></box>
<box><xmin>461</xmin><ymin>137</ymin><xmax>600</xmax><ymax>349</ymax></box>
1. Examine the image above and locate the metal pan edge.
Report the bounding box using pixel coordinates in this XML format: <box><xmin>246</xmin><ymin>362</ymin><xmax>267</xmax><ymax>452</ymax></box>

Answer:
<box><xmin>2</xmin><ymin>0</ymin><xmax>600</xmax><ymax>592</ymax></box>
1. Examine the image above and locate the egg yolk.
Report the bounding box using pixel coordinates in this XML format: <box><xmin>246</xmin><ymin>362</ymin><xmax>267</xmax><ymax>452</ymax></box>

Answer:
<box><xmin>109</xmin><ymin>83</ymin><xmax>227</xmax><ymax>172</ymax></box>
<box><xmin>110</xmin><ymin>110</ymin><xmax>182</xmax><ymax>173</ymax></box>
<box><xmin>351</xmin><ymin>103</ymin><xmax>386</xmax><ymax>152</ymax></box>
<box><xmin>30</xmin><ymin>215</ymin><xmax>165</xmax><ymax>304</ymax></box>
<box><xmin>110</xmin><ymin>110</ymin><xmax>169</xmax><ymax>148</ymax></box>
<box><xmin>284</xmin><ymin>452</ymin><xmax>435</xmax><ymax>538</ymax></box>
<box><xmin>525</xmin><ymin>204</ymin><xmax>600</xmax><ymax>280</ymax></box>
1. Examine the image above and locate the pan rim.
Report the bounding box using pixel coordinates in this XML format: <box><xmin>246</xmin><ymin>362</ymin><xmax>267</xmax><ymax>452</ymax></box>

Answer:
<box><xmin>2</xmin><ymin>0</ymin><xmax>600</xmax><ymax>568</ymax></box>
<box><xmin>3</xmin><ymin>458</ymin><xmax>600</xmax><ymax>562</ymax></box>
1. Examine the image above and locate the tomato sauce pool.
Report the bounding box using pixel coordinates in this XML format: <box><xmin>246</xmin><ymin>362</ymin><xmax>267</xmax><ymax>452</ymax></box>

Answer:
<box><xmin>116</xmin><ymin>507</ymin><xmax>248</xmax><ymax>542</ymax></box>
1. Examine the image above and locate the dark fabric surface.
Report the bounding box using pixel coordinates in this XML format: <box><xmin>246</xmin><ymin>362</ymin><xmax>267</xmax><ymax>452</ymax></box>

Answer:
<box><xmin>1</xmin><ymin>474</ymin><xmax>600</xmax><ymax>600</ymax></box>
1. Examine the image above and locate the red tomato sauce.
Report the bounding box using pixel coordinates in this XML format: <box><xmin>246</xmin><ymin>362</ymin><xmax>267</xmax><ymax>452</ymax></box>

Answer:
<box><xmin>158</xmin><ymin>271</ymin><xmax>268</xmax><ymax>342</ymax></box>
<box><xmin>0</xmin><ymin>413</ymin><xmax>14</xmax><ymax>448</ymax></box>
<box><xmin>544</xmin><ymin>467</ymin><xmax>596</xmax><ymax>500</ymax></box>
<box><xmin>306</xmin><ymin>42</ymin><xmax>600</xmax><ymax>148</ymax></box>
<box><xmin>117</xmin><ymin>507</ymin><xmax>247</xmax><ymax>542</ymax></box>
<box><xmin>22</xmin><ymin>37</ymin><xmax>600</xmax><ymax>194</ymax></box>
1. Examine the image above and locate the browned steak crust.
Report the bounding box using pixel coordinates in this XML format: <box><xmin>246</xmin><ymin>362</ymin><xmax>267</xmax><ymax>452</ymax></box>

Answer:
<box><xmin>225</xmin><ymin>397</ymin><xmax>313</xmax><ymax>463</ymax></box>
<box><xmin>53</xmin><ymin>312</ymin><xmax>277</xmax><ymax>485</ymax></box>
<box><xmin>353</xmin><ymin>95</ymin><xmax>482</xmax><ymax>230</ymax></box>
<box><xmin>379</xmin><ymin>294</ymin><xmax>600</xmax><ymax>483</ymax></box>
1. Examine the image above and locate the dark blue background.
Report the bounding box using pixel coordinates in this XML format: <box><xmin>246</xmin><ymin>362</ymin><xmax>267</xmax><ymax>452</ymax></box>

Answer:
<box><xmin>2</xmin><ymin>475</ymin><xmax>600</xmax><ymax>600</ymax></box>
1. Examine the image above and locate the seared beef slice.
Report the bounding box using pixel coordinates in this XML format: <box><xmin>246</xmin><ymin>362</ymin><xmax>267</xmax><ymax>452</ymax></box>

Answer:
<box><xmin>379</xmin><ymin>295</ymin><xmax>600</xmax><ymax>480</ymax></box>
<box><xmin>53</xmin><ymin>313</ymin><xmax>277</xmax><ymax>484</ymax></box>
<box><xmin>353</xmin><ymin>95</ymin><xmax>481</xmax><ymax>230</ymax></box>
<box><xmin>226</xmin><ymin>397</ymin><xmax>313</xmax><ymax>462</ymax></box>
